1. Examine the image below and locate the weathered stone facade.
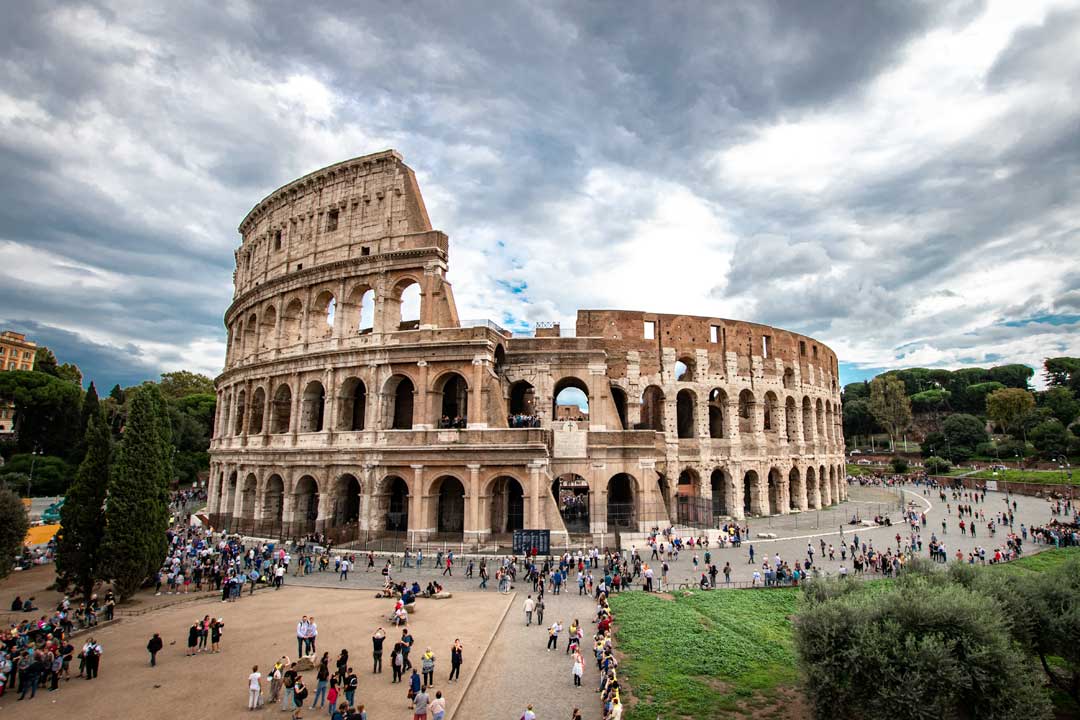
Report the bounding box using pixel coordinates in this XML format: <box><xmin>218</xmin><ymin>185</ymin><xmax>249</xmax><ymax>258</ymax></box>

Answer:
<box><xmin>208</xmin><ymin>150</ymin><xmax>846</xmax><ymax>544</ymax></box>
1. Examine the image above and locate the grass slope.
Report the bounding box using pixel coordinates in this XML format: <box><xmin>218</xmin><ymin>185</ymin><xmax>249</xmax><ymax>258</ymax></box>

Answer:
<box><xmin>610</xmin><ymin>589</ymin><xmax>799</xmax><ymax>719</ymax></box>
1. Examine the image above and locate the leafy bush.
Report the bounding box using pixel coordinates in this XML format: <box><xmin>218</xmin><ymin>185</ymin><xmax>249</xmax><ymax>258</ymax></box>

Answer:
<box><xmin>923</xmin><ymin>456</ymin><xmax>951</xmax><ymax>474</ymax></box>
<box><xmin>890</xmin><ymin>456</ymin><xmax>909</xmax><ymax>473</ymax></box>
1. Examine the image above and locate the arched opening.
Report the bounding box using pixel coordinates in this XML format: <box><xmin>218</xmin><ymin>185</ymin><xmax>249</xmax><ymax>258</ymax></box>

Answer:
<box><xmin>806</xmin><ymin>466</ymin><xmax>819</xmax><ymax>509</ymax></box>
<box><xmin>385</xmin><ymin>375</ymin><xmax>415</xmax><ymax>429</ymax></box>
<box><xmin>244</xmin><ymin>314</ymin><xmax>258</xmax><ymax>356</ymax></box>
<box><xmin>384</xmin><ymin>476</ymin><xmax>409</xmax><ymax>533</ymax></box>
<box><xmin>311</xmin><ymin>291</ymin><xmax>336</xmax><ymax>340</ymax></box>
<box><xmin>607</xmin><ymin>473</ymin><xmax>637</xmax><ymax>529</ymax></box>
<box><xmin>493</xmin><ymin>345</ymin><xmax>506</xmax><ymax>376</ymax></box>
<box><xmin>332</xmin><ymin>474</ymin><xmax>361</xmax><ymax>527</ymax></box>
<box><xmin>300</xmin><ymin>380</ymin><xmax>326</xmax><ymax>432</ymax></box>
<box><xmin>347</xmin><ymin>285</ymin><xmax>375</xmax><ymax>334</ymax></box>
<box><xmin>802</xmin><ymin>396</ymin><xmax>814</xmax><ymax>441</ymax></box>
<box><xmin>271</xmin><ymin>384</ymin><xmax>292</xmax><ymax>434</ymax></box>
<box><xmin>293</xmin><ymin>476</ymin><xmax>319</xmax><ymax>535</ymax></box>
<box><xmin>249</xmin><ymin>387</ymin><xmax>265</xmax><ymax>434</ymax></box>
<box><xmin>337</xmin><ymin>377</ymin><xmax>367</xmax><ymax>431</ymax></box>
<box><xmin>551</xmin><ymin>473</ymin><xmax>590</xmax><ymax>534</ymax></box>
<box><xmin>782</xmin><ymin>366</ymin><xmax>795</xmax><ymax>389</ymax></box>
<box><xmin>395</xmin><ymin>280</ymin><xmax>422</xmax><ymax>330</ymax></box>
<box><xmin>829</xmin><ymin>466</ymin><xmax>837</xmax><ymax>505</ymax></box>
<box><xmin>610</xmin><ymin>386</ymin><xmax>629</xmax><ymax>430</ymax></box>
<box><xmin>509</xmin><ymin>381</ymin><xmax>535</xmax><ymax>414</ymax></box>
<box><xmin>640</xmin><ymin>385</ymin><xmax>665</xmax><ymax>431</ymax></box>
<box><xmin>711</xmin><ymin>468</ymin><xmax>730</xmax><ymax>517</ymax></box>
<box><xmin>738</xmin><ymin>389</ymin><xmax>756</xmax><ymax>434</ymax></box>
<box><xmin>435</xmin><ymin>476</ymin><xmax>465</xmax><ymax>536</ymax></box>
<box><xmin>435</xmin><ymin>372</ymin><xmax>469</xmax><ymax>427</ymax></box>
<box><xmin>708</xmin><ymin>388</ymin><xmax>726</xmax><ymax>438</ymax></box>
<box><xmin>263</xmin><ymin>474</ymin><xmax>284</xmax><ymax>533</ymax></box>
<box><xmin>676</xmin><ymin>468</ymin><xmax>707</xmax><ymax>525</ymax></box>
<box><xmin>785</xmin><ymin>397</ymin><xmax>797</xmax><ymax>441</ymax></box>
<box><xmin>789</xmin><ymin>467</ymin><xmax>802</xmax><ymax>510</ymax></box>
<box><xmin>763</xmin><ymin>392</ymin><xmax>778</xmax><ymax>432</ymax></box>
<box><xmin>234</xmin><ymin>389</ymin><xmax>246</xmax><ymax>435</ymax></box>
<box><xmin>675</xmin><ymin>357</ymin><xmax>694</xmax><ymax>382</ymax></box>
<box><xmin>743</xmin><ymin>470</ymin><xmax>759</xmax><ymax>515</ymax></box>
<box><xmin>282</xmin><ymin>298</ymin><xmax>304</xmax><ymax>346</ymax></box>
<box><xmin>677</xmin><ymin>469</ymin><xmax>699</xmax><ymax>496</ymax></box>
<box><xmin>260</xmin><ymin>306</ymin><xmax>277</xmax><ymax>350</ymax></box>
<box><xmin>676</xmin><ymin>389</ymin><xmax>696</xmax><ymax>439</ymax></box>
<box><xmin>820</xmin><ymin>464</ymin><xmax>830</xmax><ymax>506</ymax></box>
<box><xmin>553</xmin><ymin>376</ymin><xmax>589</xmax><ymax>421</ymax></box>
<box><xmin>767</xmin><ymin>468</ymin><xmax>783</xmax><ymax>515</ymax></box>
<box><xmin>241</xmin><ymin>473</ymin><xmax>257</xmax><ymax>521</ymax></box>
<box><xmin>490</xmin><ymin>476</ymin><xmax>525</xmax><ymax>534</ymax></box>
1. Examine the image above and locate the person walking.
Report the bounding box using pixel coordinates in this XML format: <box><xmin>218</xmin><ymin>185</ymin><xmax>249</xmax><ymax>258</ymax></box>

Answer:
<box><xmin>372</xmin><ymin>628</ymin><xmax>385</xmax><ymax>673</ymax></box>
<box><xmin>312</xmin><ymin>654</ymin><xmax>329</xmax><ymax>709</ymax></box>
<box><xmin>412</xmin><ymin>684</ymin><xmax>430</xmax><ymax>720</ymax></box>
<box><xmin>391</xmin><ymin>643</ymin><xmax>405</xmax><ymax>684</ymax></box>
<box><xmin>430</xmin><ymin>690</ymin><xmax>446</xmax><ymax>720</ymax></box>
<box><xmin>147</xmin><ymin>633</ymin><xmax>163</xmax><ymax>667</ymax></box>
<box><xmin>547</xmin><ymin>620</ymin><xmax>562</xmax><ymax>651</ymax></box>
<box><xmin>281</xmin><ymin>662</ymin><xmax>298</xmax><ymax>710</ymax></box>
<box><xmin>421</xmin><ymin>648</ymin><xmax>435</xmax><ymax>689</ymax></box>
<box><xmin>82</xmin><ymin>638</ymin><xmax>102</xmax><ymax>680</ymax></box>
<box><xmin>211</xmin><ymin>618</ymin><xmax>224</xmax><ymax>653</ymax></box>
<box><xmin>408</xmin><ymin>668</ymin><xmax>422</xmax><ymax>707</ymax></box>
<box><xmin>524</xmin><ymin>595</ymin><xmax>535</xmax><ymax>626</ymax></box>
<box><xmin>536</xmin><ymin>596</ymin><xmax>545</xmax><ymax>626</ymax></box>
<box><xmin>344</xmin><ymin>667</ymin><xmax>358</xmax><ymax>707</ymax></box>
<box><xmin>248</xmin><ymin>665</ymin><xmax>263</xmax><ymax>710</ymax></box>
<box><xmin>572</xmin><ymin>649</ymin><xmax>584</xmax><ymax>687</ymax></box>
<box><xmin>339</xmin><ymin>558</ymin><xmax>350</xmax><ymax>582</ymax></box>
<box><xmin>187</xmin><ymin>621</ymin><xmax>200</xmax><ymax>656</ymax></box>
<box><xmin>448</xmin><ymin>639</ymin><xmax>462</xmax><ymax>683</ymax></box>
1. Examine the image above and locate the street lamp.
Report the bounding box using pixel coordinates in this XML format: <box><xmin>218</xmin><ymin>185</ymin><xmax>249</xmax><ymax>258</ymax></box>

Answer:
<box><xmin>27</xmin><ymin>448</ymin><xmax>42</xmax><ymax>499</ymax></box>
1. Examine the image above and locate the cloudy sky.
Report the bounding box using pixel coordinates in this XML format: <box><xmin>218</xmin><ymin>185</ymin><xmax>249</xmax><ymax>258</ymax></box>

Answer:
<box><xmin>1</xmin><ymin>1</ymin><xmax>1079</xmax><ymax>391</ymax></box>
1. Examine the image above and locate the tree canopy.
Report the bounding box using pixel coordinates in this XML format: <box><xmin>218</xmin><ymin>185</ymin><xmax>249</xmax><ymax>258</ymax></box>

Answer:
<box><xmin>0</xmin><ymin>488</ymin><xmax>29</xmax><ymax>580</ymax></box>
<box><xmin>867</xmin><ymin>376</ymin><xmax>912</xmax><ymax>449</ymax></box>
<box><xmin>54</xmin><ymin>415</ymin><xmax>111</xmax><ymax>599</ymax></box>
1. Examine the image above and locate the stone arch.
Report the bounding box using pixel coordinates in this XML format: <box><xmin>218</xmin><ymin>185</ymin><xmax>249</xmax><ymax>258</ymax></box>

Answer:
<box><xmin>240</xmin><ymin>473</ymin><xmax>258</xmax><ymax>521</ymax></box>
<box><xmin>249</xmin><ymin>386</ymin><xmax>266</xmax><ymax>434</ymax></box>
<box><xmin>784</xmin><ymin>396</ymin><xmax>798</xmax><ymax>441</ymax></box>
<box><xmin>233</xmin><ymin>388</ymin><xmax>246</xmax><ymax>436</ymax></box>
<box><xmin>676</xmin><ymin>388</ymin><xmax>697</xmax><ymax>439</ymax></box>
<box><xmin>243</xmin><ymin>313</ymin><xmax>258</xmax><ymax>356</ymax></box>
<box><xmin>676</xmin><ymin>467</ymin><xmax>707</xmax><ymax>525</ymax></box>
<box><xmin>553</xmin><ymin>376</ymin><xmax>590</xmax><ymax>420</ymax></box>
<box><xmin>738</xmin><ymin>389</ymin><xmax>756</xmax><ymax>434</ymax></box>
<box><xmin>640</xmin><ymin>385</ymin><xmax>665</xmax><ymax>431</ymax></box>
<box><xmin>677</xmin><ymin>468</ymin><xmax>701</xmax><ymax>496</ymax></box>
<box><xmin>430</xmin><ymin>474</ymin><xmax>466</xmax><ymax>536</ymax></box>
<box><xmin>742</xmin><ymin>469</ymin><xmax>759</xmax><ymax>515</ymax></box>
<box><xmin>300</xmin><ymin>380</ymin><xmax>326</xmax><ymax>432</ymax></box>
<box><xmin>552</xmin><ymin>473</ymin><xmax>590</xmax><ymax>533</ymax></box>
<box><xmin>789</xmin><ymin>467</ymin><xmax>803</xmax><ymax>510</ymax></box>
<box><xmin>391</xmin><ymin>277</ymin><xmax>422</xmax><ymax>330</ymax></box>
<box><xmin>345</xmin><ymin>283</ymin><xmax>375</xmax><ymax>334</ymax></box>
<box><xmin>433</xmin><ymin>371</ymin><xmax>469</xmax><ymax>426</ymax></box>
<box><xmin>807</xmin><ymin>464</ymin><xmax>820</xmax><ymax>509</ymax></box>
<box><xmin>607</xmin><ymin>473</ymin><xmax>638</xmax><ymax>529</ymax></box>
<box><xmin>310</xmin><ymin>290</ymin><xmax>336</xmax><ymax>340</ymax></box>
<box><xmin>711</xmin><ymin>468</ymin><xmax>733</xmax><ymax>517</ymax></box>
<box><xmin>260</xmin><ymin>306</ymin><xmax>277</xmax><ymax>350</ymax></box>
<box><xmin>292</xmin><ymin>475</ymin><xmax>320</xmax><ymax>535</ymax></box>
<box><xmin>708</xmin><ymin>388</ymin><xmax>727</xmax><ymax>438</ymax></box>
<box><xmin>262</xmin><ymin>474</ymin><xmax>285</xmax><ymax>533</ymax></box>
<box><xmin>383</xmin><ymin>374</ymin><xmax>415</xmax><ymax>429</ymax></box>
<box><xmin>675</xmin><ymin>356</ymin><xmax>694</xmax><ymax>382</ymax></box>
<box><xmin>509</xmin><ymin>380</ymin><xmax>536</xmax><ymax>417</ymax></box>
<box><xmin>493</xmin><ymin>345</ymin><xmax>507</xmax><ymax>376</ymax></box>
<box><xmin>763</xmin><ymin>391</ymin><xmax>778</xmax><ymax>432</ymax></box>
<box><xmin>802</xmin><ymin>396</ymin><xmax>813</xmax><ymax>441</ymax></box>
<box><xmin>610</xmin><ymin>385</ymin><xmax>629</xmax><ymax>430</ymax></box>
<box><xmin>331</xmin><ymin>473</ymin><xmax>362</xmax><ymax>527</ymax></box>
<box><xmin>282</xmin><ymin>298</ymin><xmax>304</xmax><ymax>346</ymax></box>
<box><xmin>767</xmin><ymin>467</ymin><xmax>784</xmax><ymax>515</ymax></box>
<box><xmin>271</xmin><ymin>383</ymin><xmax>292</xmax><ymax>434</ymax></box>
<box><xmin>489</xmin><ymin>475</ymin><xmax>525</xmax><ymax>534</ymax></box>
<box><xmin>337</xmin><ymin>376</ymin><xmax>367</xmax><ymax>431</ymax></box>
<box><xmin>377</xmin><ymin>475</ymin><xmax>410</xmax><ymax>533</ymax></box>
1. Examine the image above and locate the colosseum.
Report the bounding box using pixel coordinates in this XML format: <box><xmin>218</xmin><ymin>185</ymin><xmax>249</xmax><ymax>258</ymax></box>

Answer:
<box><xmin>207</xmin><ymin>149</ymin><xmax>847</xmax><ymax>546</ymax></box>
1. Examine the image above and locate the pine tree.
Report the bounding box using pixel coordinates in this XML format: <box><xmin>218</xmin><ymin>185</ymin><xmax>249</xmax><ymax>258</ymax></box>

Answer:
<box><xmin>0</xmin><ymin>487</ymin><xmax>29</xmax><ymax>580</ymax></box>
<box><xmin>55</xmin><ymin>415</ymin><xmax>110</xmax><ymax>599</ymax></box>
<box><xmin>101</xmin><ymin>385</ymin><xmax>171</xmax><ymax>599</ymax></box>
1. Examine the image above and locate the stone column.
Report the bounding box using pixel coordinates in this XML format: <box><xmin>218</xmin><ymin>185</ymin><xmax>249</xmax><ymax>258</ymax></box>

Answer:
<box><xmin>262</xmin><ymin>380</ymin><xmax>273</xmax><ymax>440</ymax></box>
<box><xmin>281</xmin><ymin>492</ymin><xmax>296</xmax><ymax>539</ymax></box>
<box><xmin>316</xmin><ymin>491</ymin><xmax>332</xmax><ymax>533</ymax></box>
<box><xmin>468</xmin><ymin>357</ymin><xmax>486</xmax><ymax>429</ymax></box>
<box><xmin>587</xmin><ymin>364</ymin><xmax>607</xmax><ymax>430</ymax></box>
<box><xmin>359</xmin><ymin>464</ymin><xmax>376</xmax><ymax>533</ymax></box>
<box><xmin>410</xmin><ymin>464</ymin><xmax>424</xmax><ymax>543</ymax></box>
<box><xmin>466</xmin><ymin>464</ymin><xmax>481</xmax><ymax>543</ymax></box>
<box><xmin>415</xmin><ymin>361</ymin><xmax>430</xmax><ymax>429</ymax></box>
<box><xmin>725</xmin><ymin>400</ymin><xmax>739</xmax><ymax>442</ymax></box>
<box><xmin>289</xmin><ymin>373</ymin><xmax>301</xmax><ymax>440</ymax></box>
<box><xmin>528</xmin><ymin>462</ymin><xmax>543</xmax><ymax>529</ymax></box>
<box><xmin>323</xmin><ymin>367</ymin><xmax>336</xmax><ymax>440</ymax></box>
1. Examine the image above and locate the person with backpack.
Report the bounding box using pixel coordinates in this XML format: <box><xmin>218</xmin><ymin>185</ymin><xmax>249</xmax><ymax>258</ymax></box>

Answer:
<box><xmin>147</xmin><ymin>633</ymin><xmax>164</xmax><ymax>667</ymax></box>
<box><xmin>344</xmin><ymin>667</ymin><xmax>358</xmax><ymax>706</ymax></box>
<box><xmin>408</xmin><ymin>668</ymin><xmax>421</xmax><ymax>707</ymax></box>
<box><xmin>281</xmin><ymin>662</ymin><xmax>298</xmax><ymax>710</ymax></box>
<box><xmin>420</xmin><ymin>648</ymin><xmax>435</xmax><ymax>689</ymax></box>
<box><xmin>292</xmin><ymin>676</ymin><xmax>308</xmax><ymax>717</ymax></box>
<box><xmin>82</xmin><ymin>639</ymin><xmax>102</xmax><ymax>680</ymax></box>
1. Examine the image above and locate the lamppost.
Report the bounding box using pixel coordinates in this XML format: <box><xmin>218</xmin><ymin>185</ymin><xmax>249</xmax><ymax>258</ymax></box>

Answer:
<box><xmin>27</xmin><ymin>448</ymin><xmax>42</xmax><ymax>499</ymax></box>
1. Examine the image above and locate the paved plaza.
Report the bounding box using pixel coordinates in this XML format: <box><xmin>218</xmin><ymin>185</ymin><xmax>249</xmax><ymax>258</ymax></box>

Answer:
<box><xmin>1</xmin><ymin>481</ymin><xmax>1064</xmax><ymax>720</ymax></box>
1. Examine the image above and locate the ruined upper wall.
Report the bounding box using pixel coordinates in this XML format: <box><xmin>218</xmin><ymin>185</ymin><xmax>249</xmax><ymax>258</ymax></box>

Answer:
<box><xmin>231</xmin><ymin>150</ymin><xmax>435</xmax><ymax>296</ymax></box>
<box><xmin>575</xmin><ymin>309</ymin><xmax>839</xmax><ymax>388</ymax></box>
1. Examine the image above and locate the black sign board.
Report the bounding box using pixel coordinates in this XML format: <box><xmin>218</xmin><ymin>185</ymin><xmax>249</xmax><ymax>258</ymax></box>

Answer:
<box><xmin>512</xmin><ymin>529</ymin><xmax>550</xmax><ymax>555</ymax></box>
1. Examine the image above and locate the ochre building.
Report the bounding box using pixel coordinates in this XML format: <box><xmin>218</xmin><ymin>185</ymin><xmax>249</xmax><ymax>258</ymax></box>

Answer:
<box><xmin>0</xmin><ymin>331</ymin><xmax>37</xmax><ymax>435</ymax></box>
<box><xmin>207</xmin><ymin>150</ymin><xmax>846</xmax><ymax>545</ymax></box>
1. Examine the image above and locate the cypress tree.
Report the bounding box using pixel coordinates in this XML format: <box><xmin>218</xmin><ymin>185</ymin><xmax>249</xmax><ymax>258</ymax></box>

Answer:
<box><xmin>55</xmin><ymin>415</ymin><xmax>110</xmax><ymax>599</ymax></box>
<box><xmin>74</xmin><ymin>381</ymin><xmax>101</xmax><ymax>462</ymax></box>
<box><xmin>101</xmin><ymin>385</ymin><xmax>171</xmax><ymax>599</ymax></box>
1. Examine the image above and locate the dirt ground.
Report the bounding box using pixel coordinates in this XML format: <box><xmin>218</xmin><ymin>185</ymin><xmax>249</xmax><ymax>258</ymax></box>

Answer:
<box><xmin>0</xmin><ymin>584</ymin><xmax>512</xmax><ymax>719</ymax></box>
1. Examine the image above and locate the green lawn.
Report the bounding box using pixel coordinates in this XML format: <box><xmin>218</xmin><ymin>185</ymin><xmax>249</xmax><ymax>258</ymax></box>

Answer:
<box><xmin>989</xmin><ymin>547</ymin><xmax>1080</xmax><ymax>575</ymax></box>
<box><xmin>965</xmin><ymin>468</ymin><xmax>1080</xmax><ymax>486</ymax></box>
<box><xmin>609</xmin><ymin>589</ymin><xmax>800</xmax><ymax>719</ymax></box>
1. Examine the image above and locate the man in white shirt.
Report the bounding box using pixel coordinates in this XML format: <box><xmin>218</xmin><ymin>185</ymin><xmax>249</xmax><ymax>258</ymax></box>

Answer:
<box><xmin>296</xmin><ymin>617</ymin><xmax>309</xmax><ymax>657</ymax></box>
<box><xmin>523</xmin><ymin>595</ymin><xmax>535</xmax><ymax>626</ymax></box>
<box><xmin>247</xmin><ymin>665</ymin><xmax>262</xmax><ymax>709</ymax></box>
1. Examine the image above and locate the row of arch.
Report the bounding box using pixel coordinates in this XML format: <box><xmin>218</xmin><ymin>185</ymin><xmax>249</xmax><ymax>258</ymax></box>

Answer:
<box><xmin>675</xmin><ymin>462</ymin><xmax>847</xmax><ymax>517</ymax></box>
<box><xmin>226</xmin><ymin>276</ymin><xmax>424</xmax><ymax>365</ymax></box>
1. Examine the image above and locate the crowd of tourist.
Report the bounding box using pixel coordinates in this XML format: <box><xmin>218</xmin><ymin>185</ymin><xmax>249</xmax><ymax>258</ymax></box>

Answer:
<box><xmin>508</xmin><ymin>413</ymin><xmax>541</xmax><ymax>428</ymax></box>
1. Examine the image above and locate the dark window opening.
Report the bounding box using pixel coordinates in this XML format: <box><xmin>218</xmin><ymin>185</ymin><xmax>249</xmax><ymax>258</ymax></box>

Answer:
<box><xmin>326</xmin><ymin>209</ymin><xmax>339</xmax><ymax>232</ymax></box>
